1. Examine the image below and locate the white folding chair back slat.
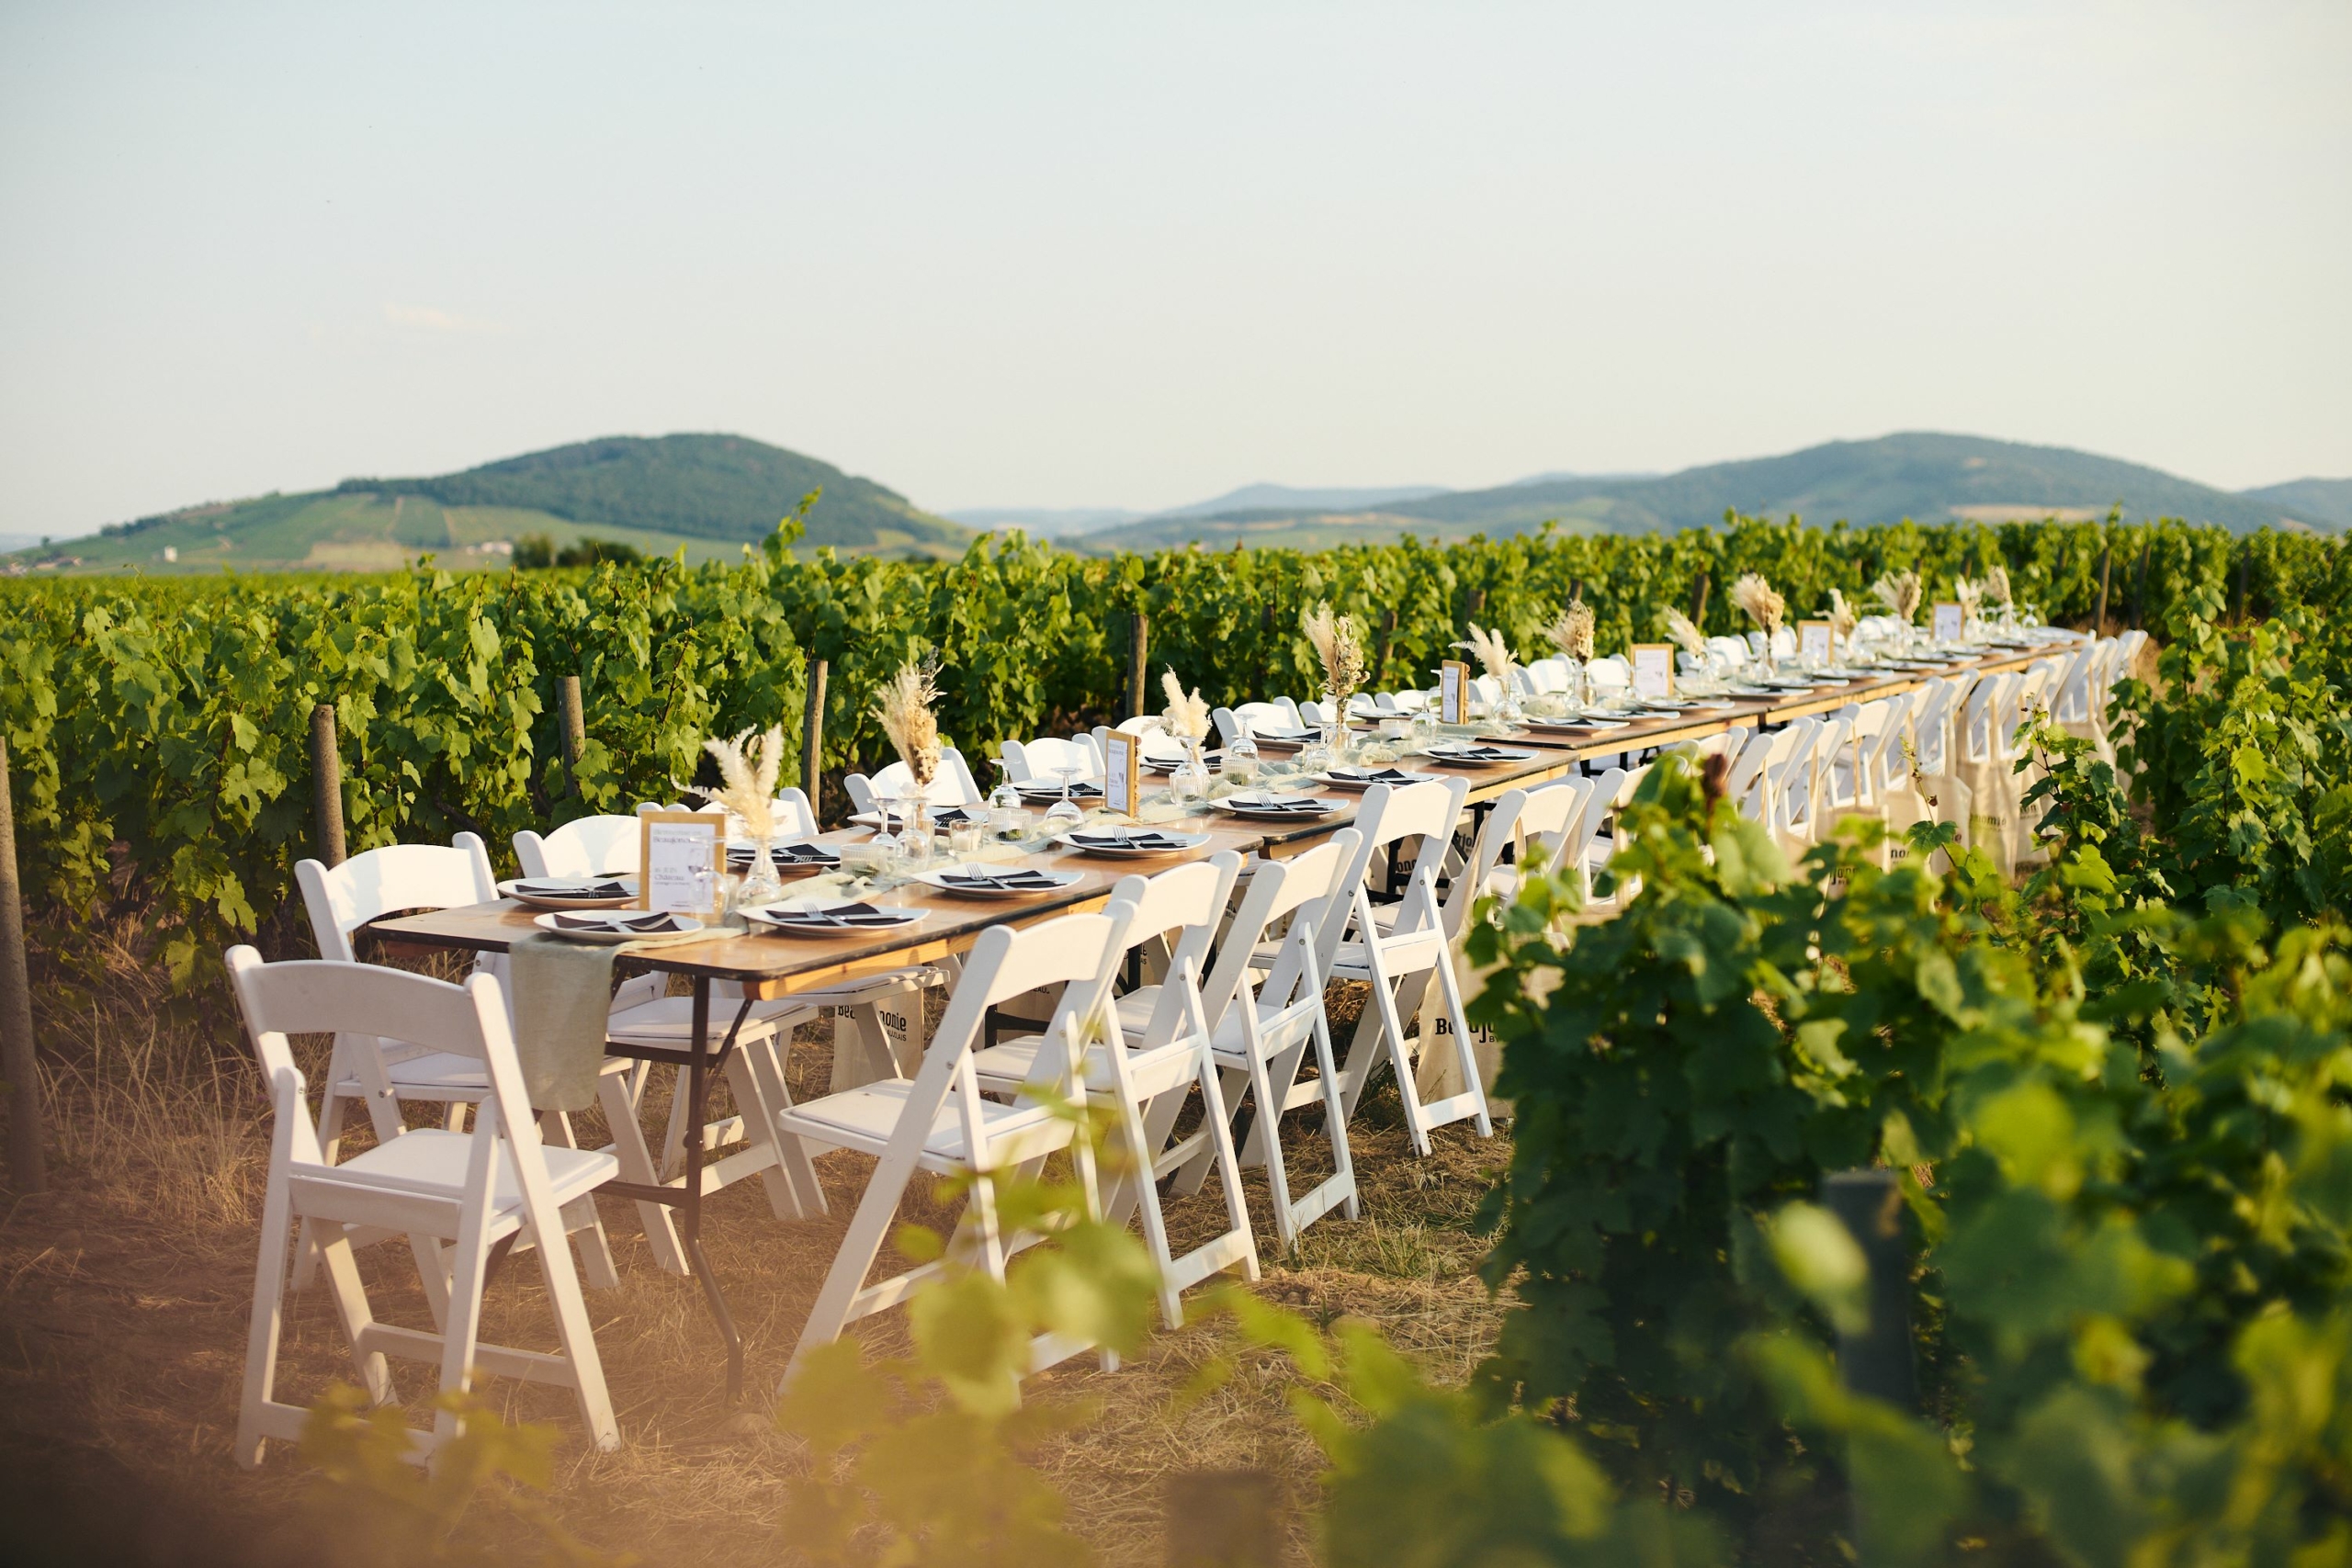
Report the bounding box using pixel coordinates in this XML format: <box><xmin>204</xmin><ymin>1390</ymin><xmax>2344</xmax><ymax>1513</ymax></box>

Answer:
<box><xmin>1001</xmin><ymin>734</ymin><xmax>1104</xmax><ymax>784</ymax></box>
<box><xmin>229</xmin><ymin>949</ymin><xmax>617</xmax><ymax>1469</ymax></box>
<box><xmin>844</xmin><ymin>747</ymin><xmax>985</xmax><ymax>814</ymax></box>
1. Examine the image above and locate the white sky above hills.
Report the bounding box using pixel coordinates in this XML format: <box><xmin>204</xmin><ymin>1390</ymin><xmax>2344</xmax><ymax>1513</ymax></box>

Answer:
<box><xmin>1</xmin><ymin>1</ymin><xmax>2346</xmax><ymax>537</ymax></box>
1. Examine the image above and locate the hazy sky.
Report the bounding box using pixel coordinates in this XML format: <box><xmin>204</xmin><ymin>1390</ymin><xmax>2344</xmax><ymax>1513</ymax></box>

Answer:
<box><xmin>3</xmin><ymin>1</ymin><xmax>2347</xmax><ymax>537</ymax></box>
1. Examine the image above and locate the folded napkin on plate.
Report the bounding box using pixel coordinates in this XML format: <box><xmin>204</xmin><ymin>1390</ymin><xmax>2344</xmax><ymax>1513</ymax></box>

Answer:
<box><xmin>1429</xmin><ymin>745</ymin><xmax>1515</xmax><ymax>761</ymax></box>
<box><xmin>1072</xmin><ymin>829</ymin><xmax>1190</xmax><ymax>850</ymax></box>
<box><xmin>1329</xmin><ymin>767</ymin><xmax>1419</xmax><ymax>784</ymax></box>
<box><xmin>939</xmin><ymin>868</ymin><xmax>1064</xmax><ymax>890</ymax></box>
<box><xmin>514</xmin><ymin>879</ymin><xmax>630</xmax><ymax>897</ymax></box>
<box><xmin>507</xmin><ymin>932</ymin><xmax>624</xmax><ymax>1111</ymax></box>
<box><xmin>764</xmin><ymin>902</ymin><xmax>910</xmax><ymax>928</ymax></box>
<box><xmin>1018</xmin><ymin>781</ymin><xmax>1102</xmax><ymax>797</ymax></box>
<box><xmin>730</xmin><ymin>841</ymin><xmax>839</xmax><ymax>864</ymax></box>
<box><xmin>1227</xmin><ymin>795</ymin><xmax>1330</xmax><ymax>813</ymax></box>
<box><xmin>550</xmin><ymin>910</ymin><xmax>690</xmax><ymax>933</ymax></box>
<box><xmin>927</xmin><ymin>806</ymin><xmax>984</xmax><ymax>827</ymax></box>
<box><xmin>1249</xmin><ymin>728</ymin><xmax>1317</xmax><ymax>744</ymax></box>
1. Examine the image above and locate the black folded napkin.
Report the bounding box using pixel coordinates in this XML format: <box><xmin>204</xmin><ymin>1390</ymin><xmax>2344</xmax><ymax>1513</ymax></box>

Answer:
<box><xmin>1430</xmin><ymin>745</ymin><xmax>1512</xmax><ymax>761</ymax></box>
<box><xmin>940</xmin><ymin>869</ymin><xmax>1063</xmax><ymax>890</ymax></box>
<box><xmin>1073</xmin><ymin>830</ymin><xmax>1187</xmax><ymax>850</ymax></box>
<box><xmin>1018</xmin><ymin>781</ymin><xmax>1102</xmax><ymax>797</ymax></box>
<box><xmin>1227</xmin><ymin>796</ymin><xmax>1329</xmax><ymax>813</ymax></box>
<box><xmin>766</xmin><ymin>902</ymin><xmax>912</xmax><ymax>928</ymax></box>
<box><xmin>516</xmin><ymin>879</ymin><xmax>630</xmax><ymax>897</ymax></box>
<box><xmin>1329</xmin><ymin>767</ymin><xmax>1418</xmax><ymax>784</ymax></box>
<box><xmin>552</xmin><ymin>910</ymin><xmax>684</xmax><ymax>932</ymax></box>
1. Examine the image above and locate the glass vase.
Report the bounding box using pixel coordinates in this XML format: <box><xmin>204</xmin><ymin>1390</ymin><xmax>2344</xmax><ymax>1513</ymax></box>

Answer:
<box><xmin>737</xmin><ymin>834</ymin><xmax>785</xmax><ymax>910</ymax></box>
<box><xmin>1172</xmin><ymin>737</ymin><xmax>1211</xmax><ymax>806</ymax></box>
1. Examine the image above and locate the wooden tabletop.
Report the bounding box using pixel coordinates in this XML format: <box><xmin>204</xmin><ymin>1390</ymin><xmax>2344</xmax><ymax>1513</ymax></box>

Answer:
<box><xmin>371</xmin><ymin>634</ymin><xmax>2080</xmax><ymax>998</ymax></box>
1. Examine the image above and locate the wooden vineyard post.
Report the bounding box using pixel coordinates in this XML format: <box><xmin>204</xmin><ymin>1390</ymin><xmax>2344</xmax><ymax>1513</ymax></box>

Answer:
<box><xmin>1689</xmin><ymin>570</ymin><xmax>1711</xmax><ymax>629</ymax></box>
<box><xmin>1165</xmin><ymin>1469</ymin><xmax>1277</xmax><ymax>1568</ymax></box>
<box><xmin>1371</xmin><ymin>607</ymin><xmax>1397</xmax><ymax>687</ymax></box>
<box><xmin>1464</xmin><ymin>586</ymin><xmax>1486</xmax><ymax>627</ymax></box>
<box><xmin>1824</xmin><ymin>1168</ymin><xmax>1917</xmax><ymax>1563</ymax></box>
<box><xmin>558</xmin><ymin>675</ymin><xmax>587</xmax><ymax>797</ymax></box>
<box><xmin>2095</xmin><ymin>544</ymin><xmax>2113</xmax><ymax>633</ymax></box>
<box><xmin>801</xmin><ymin>659</ymin><xmax>828</xmax><ymax>812</ymax></box>
<box><xmin>1126</xmin><ymin>612</ymin><xmax>1149</xmax><ymax>720</ymax></box>
<box><xmin>0</xmin><ymin>737</ymin><xmax>44</xmax><ymax>1192</ymax></box>
<box><xmin>310</xmin><ymin>703</ymin><xmax>346</xmax><ymax>867</ymax></box>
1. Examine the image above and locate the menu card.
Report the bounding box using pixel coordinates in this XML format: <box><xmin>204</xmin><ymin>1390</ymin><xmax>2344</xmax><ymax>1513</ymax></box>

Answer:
<box><xmin>1630</xmin><ymin>643</ymin><xmax>1676</xmax><ymax>703</ymax></box>
<box><xmin>1932</xmin><ymin>602</ymin><xmax>1963</xmax><ymax>643</ymax></box>
<box><xmin>1800</xmin><ymin>619</ymin><xmax>1834</xmax><ymax>666</ymax></box>
<box><xmin>1103</xmin><ymin>729</ymin><xmax>1140</xmax><ymax>817</ymax></box>
<box><xmin>1440</xmin><ymin>660</ymin><xmax>1468</xmax><ymax>725</ymax></box>
<box><xmin>639</xmin><ymin>811</ymin><xmax>723</xmax><ymax>915</ymax></box>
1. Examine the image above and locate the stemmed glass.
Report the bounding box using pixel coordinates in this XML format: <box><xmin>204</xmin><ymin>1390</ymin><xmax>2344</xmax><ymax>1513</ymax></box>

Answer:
<box><xmin>1045</xmin><ymin>763</ymin><xmax>1086</xmax><ymax>829</ymax></box>
<box><xmin>869</xmin><ymin>795</ymin><xmax>902</xmax><ymax>874</ymax></box>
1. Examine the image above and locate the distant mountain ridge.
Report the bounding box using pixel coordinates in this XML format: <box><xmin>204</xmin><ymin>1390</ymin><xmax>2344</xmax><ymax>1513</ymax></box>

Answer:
<box><xmin>2241</xmin><ymin>478</ymin><xmax>2352</xmax><ymax>532</ymax></box>
<box><xmin>1071</xmin><ymin>433</ymin><xmax>2337</xmax><ymax>553</ymax></box>
<box><xmin>29</xmin><ymin>434</ymin><xmax>971</xmax><ymax>573</ymax></box>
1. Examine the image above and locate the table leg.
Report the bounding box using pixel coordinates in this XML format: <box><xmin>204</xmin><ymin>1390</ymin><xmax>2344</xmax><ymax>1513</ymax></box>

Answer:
<box><xmin>681</xmin><ymin>976</ymin><xmax>747</xmax><ymax>1402</ymax></box>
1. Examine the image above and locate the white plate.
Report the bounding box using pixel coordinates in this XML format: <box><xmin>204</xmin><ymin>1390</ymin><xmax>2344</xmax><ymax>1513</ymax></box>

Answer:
<box><xmin>844</xmin><ymin>809</ymin><xmax>988</xmax><ymax>829</ymax></box>
<box><xmin>1014</xmin><ymin>781</ymin><xmax>1105</xmax><ymax>801</ymax></box>
<box><xmin>1522</xmin><ymin>716</ymin><xmax>1631</xmax><ymax>733</ymax></box>
<box><xmin>740</xmin><ymin>902</ymin><xmax>927</xmax><ymax>938</ymax></box>
<box><xmin>1057</xmin><ymin>830</ymin><xmax>1211</xmax><ymax>858</ymax></box>
<box><xmin>1421</xmin><ymin>746</ymin><xmax>1537</xmax><ymax>766</ymax></box>
<box><xmin>1141</xmin><ymin>750</ymin><xmax>1221</xmax><ymax>773</ymax></box>
<box><xmin>725</xmin><ymin>840</ymin><xmax>842</xmax><ymax>871</ymax></box>
<box><xmin>1317</xmin><ymin>769</ymin><xmax>1442</xmax><ymax>790</ymax></box>
<box><xmin>1213</xmin><ymin>794</ymin><xmax>1346</xmax><ymax>820</ymax></box>
<box><xmin>1244</xmin><ymin>728</ymin><xmax>1317</xmax><ymax>748</ymax></box>
<box><xmin>501</xmin><ymin>877</ymin><xmax>639</xmax><ymax>910</ymax></box>
<box><xmin>532</xmin><ymin>910</ymin><xmax>705</xmax><ymax>945</ymax></box>
<box><xmin>912</xmin><ymin>866</ymin><xmax>1085</xmax><ymax>899</ymax></box>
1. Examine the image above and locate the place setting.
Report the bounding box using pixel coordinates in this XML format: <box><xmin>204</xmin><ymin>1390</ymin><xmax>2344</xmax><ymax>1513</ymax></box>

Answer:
<box><xmin>1210</xmin><ymin>790</ymin><xmax>1347</xmax><ymax>820</ymax></box>
<box><xmin>726</xmin><ymin>840</ymin><xmax>842</xmax><ymax>873</ymax></box>
<box><xmin>1057</xmin><ymin>826</ymin><xmax>1212</xmax><ymax>858</ymax></box>
<box><xmin>910</xmin><ymin>863</ymin><xmax>1086</xmax><ymax>898</ymax></box>
<box><xmin>1418</xmin><ymin>739</ymin><xmax>1539</xmax><ymax>766</ymax></box>
<box><xmin>498</xmin><ymin>875</ymin><xmax>640</xmax><ymax>909</ymax></box>
<box><xmin>1315</xmin><ymin>764</ymin><xmax>1442</xmax><ymax>790</ymax></box>
<box><xmin>738</xmin><ymin>899</ymin><xmax>929</xmax><ymax>937</ymax></box>
<box><xmin>530</xmin><ymin>908</ymin><xmax>708</xmax><ymax>945</ymax></box>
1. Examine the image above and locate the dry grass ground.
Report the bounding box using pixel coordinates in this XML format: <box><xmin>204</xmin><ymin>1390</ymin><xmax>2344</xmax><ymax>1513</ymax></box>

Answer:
<box><xmin>0</xmin><ymin>938</ymin><xmax>1510</xmax><ymax>1567</ymax></box>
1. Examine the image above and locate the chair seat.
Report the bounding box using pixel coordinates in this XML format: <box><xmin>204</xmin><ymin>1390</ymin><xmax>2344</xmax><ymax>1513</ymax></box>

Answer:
<box><xmin>317</xmin><ymin>1129</ymin><xmax>617</xmax><ymax>1232</ymax></box>
<box><xmin>605</xmin><ymin>995</ymin><xmax>815</xmax><ymax>1047</ymax></box>
<box><xmin>348</xmin><ymin>1048</ymin><xmax>635</xmax><ymax>1100</ymax></box>
<box><xmin>781</xmin><ymin>1079</ymin><xmax>1069</xmax><ymax>1168</ymax></box>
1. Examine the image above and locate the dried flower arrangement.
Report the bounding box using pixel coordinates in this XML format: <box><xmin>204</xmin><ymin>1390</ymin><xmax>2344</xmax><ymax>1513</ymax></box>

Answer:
<box><xmin>689</xmin><ymin>725</ymin><xmax>786</xmax><ymax>841</ymax></box>
<box><xmin>1544</xmin><ymin>596</ymin><xmax>1597</xmax><ymax>662</ymax></box>
<box><xmin>1826</xmin><ymin>588</ymin><xmax>1860</xmax><ymax>641</ymax></box>
<box><xmin>874</xmin><ymin>657</ymin><xmax>943</xmax><ymax>786</ymax></box>
<box><xmin>1159</xmin><ymin>668</ymin><xmax>1212</xmax><ymax>740</ymax></box>
<box><xmin>1728</xmin><ymin>573</ymin><xmax>1786</xmax><ymax>639</ymax></box>
<box><xmin>1659</xmin><ymin>607</ymin><xmax>1709</xmax><ymax>660</ymax></box>
<box><xmin>1984</xmin><ymin>564</ymin><xmax>2013</xmax><ymax>606</ymax></box>
<box><xmin>1301</xmin><ymin>603</ymin><xmax>1367</xmax><ymax>708</ymax></box>
<box><xmin>1955</xmin><ymin>576</ymin><xmax>1984</xmax><ymax>626</ymax></box>
<box><xmin>1871</xmin><ymin>570</ymin><xmax>1923</xmax><ymax>625</ymax></box>
<box><xmin>1453</xmin><ymin>621</ymin><xmax>1518</xmax><ymax>683</ymax></box>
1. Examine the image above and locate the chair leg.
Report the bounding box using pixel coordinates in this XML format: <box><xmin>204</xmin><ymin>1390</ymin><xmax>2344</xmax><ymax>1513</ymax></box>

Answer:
<box><xmin>314</xmin><ymin>1230</ymin><xmax>394</xmax><ymax>1405</ymax></box>
<box><xmin>530</xmin><ymin>1215</ymin><xmax>621</xmax><ymax>1452</ymax></box>
<box><xmin>1196</xmin><ymin>1050</ymin><xmax>1261</xmax><ymax>1286</ymax></box>
<box><xmin>723</xmin><ymin>1041</ymin><xmax>803</xmax><ymax>1221</ymax></box>
<box><xmin>786</xmin><ymin>1138</ymin><xmax>926</xmax><ymax>1382</ymax></box>
<box><xmin>427</xmin><ymin>1200</ymin><xmax>497</xmax><ymax>1465</ymax></box>
<box><xmin>542</xmin><ymin>1111</ymin><xmax>621</xmax><ymax>1289</ymax></box>
<box><xmin>597</xmin><ymin>1066</ymin><xmax>691</xmax><ymax>1275</ymax></box>
<box><xmin>742</xmin><ymin>1034</ymin><xmax>828</xmax><ymax>1218</ymax></box>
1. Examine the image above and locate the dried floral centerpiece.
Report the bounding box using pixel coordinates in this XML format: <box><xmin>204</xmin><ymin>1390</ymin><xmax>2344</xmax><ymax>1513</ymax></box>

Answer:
<box><xmin>1544</xmin><ymin>594</ymin><xmax>1597</xmax><ymax>705</ymax></box>
<box><xmin>1871</xmin><ymin>570</ymin><xmax>1923</xmax><ymax>626</ymax></box>
<box><xmin>688</xmin><ymin>723</ymin><xmax>788</xmax><ymax>905</ymax></box>
<box><xmin>1955</xmin><ymin>576</ymin><xmax>1984</xmax><ymax>637</ymax></box>
<box><xmin>1301</xmin><ymin>603</ymin><xmax>1366</xmax><ymax>765</ymax></box>
<box><xmin>874</xmin><ymin>657</ymin><xmax>944</xmax><ymax>846</ymax></box>
<box><xmin>1729</xmin><ymin>573</ymin><xmax>1786</xmax><ymax>670</ymax></box>
<box><xmin>1453</xmin><ymin>621</ymin><xmax>1522</xmax><ymax>722</ymax></box>
<box><xmin>1160</xmin><ymin>668</ymin><xmax>1215</xmax><ymax>801</ymax></box>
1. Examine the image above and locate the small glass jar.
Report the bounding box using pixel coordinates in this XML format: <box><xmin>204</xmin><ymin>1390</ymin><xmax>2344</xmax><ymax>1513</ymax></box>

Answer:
<box><xmin>899</xmin><ymin>799</ymin><xmax>934</xmax><ymax>870</ymax></box>
<box><xmin>1224</xmin><ymin>728</ymin><xmax>1259</xmax><ymax>788</ymax></box>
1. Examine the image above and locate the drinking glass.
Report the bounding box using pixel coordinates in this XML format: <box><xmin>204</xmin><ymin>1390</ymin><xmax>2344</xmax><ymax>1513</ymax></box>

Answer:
<box><xmin>1045</xmin><ymin>764</ymin><xmax>1086</xmax><ymax>829</ymax></box>
<box><xmin>869</xmin><ymin>796</ymin><xmax>901</xmax><ymax>869</ymax></box>
<box><xmin>900</xmin><ymin>798</ymin><xmax>934</xmax><ymax>870</ymax></box>
<box><xmin>989</xmin><ymin>759</ymin><xmax>1024</xmax><ymax>832</ymax></box>
<box><xmin>949</xmin><ymin>821</ymin><xmax>986</xmax><ymax>859</ymax></box>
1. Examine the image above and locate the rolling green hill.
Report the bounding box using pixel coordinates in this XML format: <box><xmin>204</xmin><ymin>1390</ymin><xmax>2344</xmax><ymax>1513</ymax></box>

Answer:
<box><xmin>2241</xmin><ymin>477</ymin><xmax>2352</xmax><ymax>532</ymax></box>
<box><xmin>27</xmin><ymin>433</ymin><xmax>972</xmax><ymax>574</ymax></box>
<box><xmin>1075</xmin><ymin>433</ymin><xmax>2333</xmax><ymax>553</ymax></box>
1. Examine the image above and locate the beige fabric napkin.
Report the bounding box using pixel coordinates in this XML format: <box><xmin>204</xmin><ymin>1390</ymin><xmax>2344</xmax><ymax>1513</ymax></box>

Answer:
<box><xmin>506</xmin><ymin>932</ymin><xmax>621</xmax><ymax>1111</ymax></box>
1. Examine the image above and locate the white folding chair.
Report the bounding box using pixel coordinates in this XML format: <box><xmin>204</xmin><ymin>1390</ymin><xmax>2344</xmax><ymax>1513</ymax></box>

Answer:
<box><xmin>1215</xmin><ymin>701</ymin><xmax>1301</xmax><ymax>750</ymax></box>
<box><xmin>843</xmin><ymin>746</ymin><xmax>986</xmax><ymax>815</ymax></box>
<box><xmin>1000</xmin><ymin>734</ymin><xmax>1105</xmax><ymax>784</ymax></box>
<box><xmin>780</xmin><ymin>902</ymin><xmax>1139</xmax><ymax>1385</ymax></box>
<box><xmin>971</xmin><ymin>854</ymin><xmax>1258</xmax><ymax>1325</ymax></box>
<box><xmin>1170</xmin><ymin>834</ymin><xmax>1364</xmax><ymax>1250</ymax></box>
<box><xmin>229</xmin><ymin>949</ymin><xmax>618</xmax><ymax>1469</ymax></box>
<box><xmin>1574</xmin><ymin>764</ymin><xmax>1649</xmax><ymax>919</ymax></box>
<box><xmin>293</xmin><ymin>838</ymin><xmax>622</xmax><ymax>1301</ymax></box>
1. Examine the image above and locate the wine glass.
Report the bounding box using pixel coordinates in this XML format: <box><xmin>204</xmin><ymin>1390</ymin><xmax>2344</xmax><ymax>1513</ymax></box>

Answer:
<box><xmin>869</xmin><ymin>794</ymin><xmax>901</xmax><ymax>873</ymax></box>
<box><xmin>1045</xmin><ymin>763</ymin><xmax>1086</xmax><ymax>829</ymax></box>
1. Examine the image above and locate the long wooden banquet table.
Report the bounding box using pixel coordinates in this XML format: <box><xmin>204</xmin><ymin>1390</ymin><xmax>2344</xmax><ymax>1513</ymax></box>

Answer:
<box><xmin>368</xmin><ymin>631</ymin><xmax>2077</xmax><ymax>1397</ymax></box>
